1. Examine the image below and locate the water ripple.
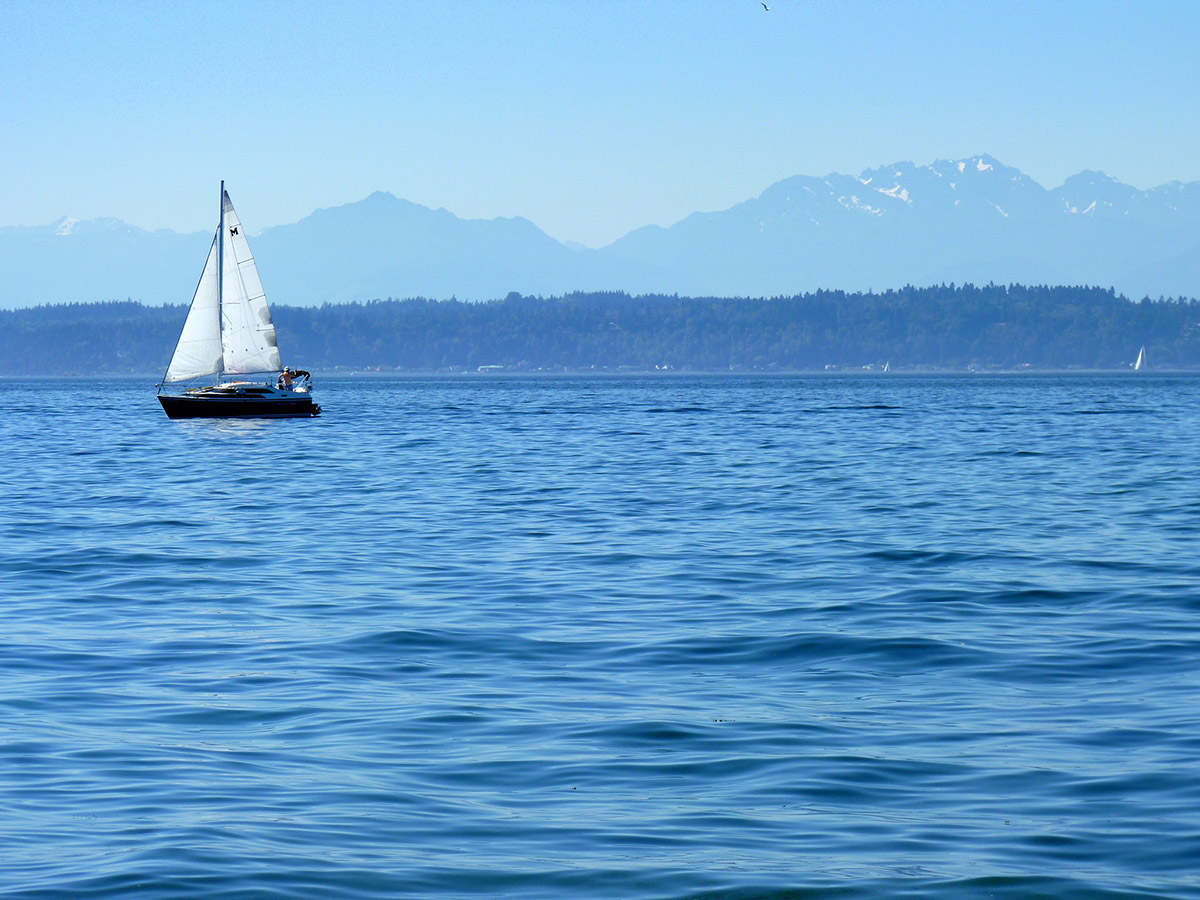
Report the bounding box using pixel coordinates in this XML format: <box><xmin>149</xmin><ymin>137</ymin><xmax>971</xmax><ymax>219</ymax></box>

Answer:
<box><xmin>2</xmin><ymin>374</ymin><xmax>1199</xmax><ymax>899</ymax></box>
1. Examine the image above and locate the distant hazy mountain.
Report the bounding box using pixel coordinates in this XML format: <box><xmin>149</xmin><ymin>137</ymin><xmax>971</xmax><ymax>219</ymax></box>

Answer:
<box><xmin>604</xmin><ymin>155</ymin><xmax>1200</xmax><ymax>298</ymax></box>
<box><xmin>0</xmin><ymin>196</ymin><xmax>585</xmax><ymax>308</ymax></box>
<box><xmin>254</xmin><ymin>191</ymin><xmax>600</xmax><ymax>304</ymax></box>
<box><xmin>0</xmin><ymin>217</ymin><xmax>207</xmax><ymax>308</ymax></box>
<box><xmin>2</xmin><ymin>156</ymin><xmax>1197</xmax><ymax>308</ymax></box>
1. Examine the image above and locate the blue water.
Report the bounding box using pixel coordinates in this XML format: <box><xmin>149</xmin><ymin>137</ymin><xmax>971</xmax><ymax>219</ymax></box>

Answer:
<box><xmin>2</xmin><ymin>374</ymin><xmax>1199</xmax><ymax>899</ymax></box>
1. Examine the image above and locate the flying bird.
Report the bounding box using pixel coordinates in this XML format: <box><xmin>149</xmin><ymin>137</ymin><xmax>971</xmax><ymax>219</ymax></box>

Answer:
<box><xmin>761</xmin><ymin>2</ymin><xmax>770</xmax><ymax>8</ymax></box>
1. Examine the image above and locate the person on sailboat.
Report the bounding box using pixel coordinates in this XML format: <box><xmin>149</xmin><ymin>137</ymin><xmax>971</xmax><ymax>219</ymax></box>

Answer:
<box><xmin>277</xmin><ymin>367</ymin><xmax>311</xmax><ymax>390</ymax></box>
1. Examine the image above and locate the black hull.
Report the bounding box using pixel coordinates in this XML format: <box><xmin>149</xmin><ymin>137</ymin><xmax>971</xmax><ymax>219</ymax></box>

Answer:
<box><xmin>159</xmin><ymin>395</ymin><xmax>321</xmax><ymax>419</ymax></box>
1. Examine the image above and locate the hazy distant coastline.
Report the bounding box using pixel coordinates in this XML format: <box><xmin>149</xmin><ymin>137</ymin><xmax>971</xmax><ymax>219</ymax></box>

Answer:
<box><xmin>4</xmin><ymin>285</ymin><xmax>1196</xmax><ymax>377</ymax></box>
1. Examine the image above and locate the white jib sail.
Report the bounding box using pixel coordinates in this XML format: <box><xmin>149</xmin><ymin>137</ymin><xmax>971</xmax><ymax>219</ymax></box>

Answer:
<box><xmin>220</xmin><ymin>191</ymin><xmax>281</xmax><ymax>375</ymax></box>
<box><xmin>164</xmin><ymin>232</ymin><xmax>223</xmax><ymax>382</ymax></box>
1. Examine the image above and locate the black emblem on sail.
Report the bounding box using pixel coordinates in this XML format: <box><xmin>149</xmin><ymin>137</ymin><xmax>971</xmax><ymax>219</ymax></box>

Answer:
<box><xmin>230</xmin><ymin>226</ymin><xmax>239</xmax><ymax>235</ymax></box>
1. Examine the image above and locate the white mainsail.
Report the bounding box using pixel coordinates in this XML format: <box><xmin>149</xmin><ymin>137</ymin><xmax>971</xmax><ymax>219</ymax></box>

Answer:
<box><xmin>162</xmin><ymin>188</ymin><xmax>281</xmax><ymax>382</ymax></box>
<box><xmin>1134</xmin><ymin>346</ymin><xmax>1146</xmax><ymax>370</ymax></box>
<box><xmin>164</xmin><ymin>233</ymin><xmax>222</xmax><ymax>382</ymax></box>
<box><xmin>220</xmin><ymin>191</ymin><xmax>281</xmax><ymax>375</ymax></box>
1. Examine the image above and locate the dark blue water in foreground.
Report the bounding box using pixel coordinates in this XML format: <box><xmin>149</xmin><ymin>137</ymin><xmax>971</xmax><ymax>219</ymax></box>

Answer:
<box><xmin>2</xmin><ymin>375</ymin><xmax>1199</xmax><ymax>899</ymax></box>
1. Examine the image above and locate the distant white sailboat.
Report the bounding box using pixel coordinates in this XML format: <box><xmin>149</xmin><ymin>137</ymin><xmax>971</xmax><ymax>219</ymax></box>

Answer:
<box><xmin>1134</xmin><ymin>346</ymin><xmax>1147</xmax><ymax>371</ymax></box>
<box><xmin>883</xmin><ymin>361</ymin><xmax>890</xmax><ymax>373</ymax></box>
<box><xmin>157</xmin><ymin>182</ymin><xmax>319</xmax><ymax>418</ymax></box>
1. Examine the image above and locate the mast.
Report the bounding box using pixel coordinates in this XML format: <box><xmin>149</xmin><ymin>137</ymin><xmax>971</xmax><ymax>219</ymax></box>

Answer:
<box><xmin>217</xmin><ymin>180</ymin><xmax>225</xmax><ymax>382</ymax></box>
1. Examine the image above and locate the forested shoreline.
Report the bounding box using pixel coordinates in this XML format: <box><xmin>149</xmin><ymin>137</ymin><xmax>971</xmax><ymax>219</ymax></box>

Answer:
<box><xmin>2</xmin><ymin>285</ymin><xmax>1198</xmax><ymax>376</ymax></box>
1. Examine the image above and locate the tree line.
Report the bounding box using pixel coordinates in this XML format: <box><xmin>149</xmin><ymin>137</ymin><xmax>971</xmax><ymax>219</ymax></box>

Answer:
<box><xmin>2</xmin><ymin>285</ymin><xmax>1197</xmax><ymax>376</ymax></box>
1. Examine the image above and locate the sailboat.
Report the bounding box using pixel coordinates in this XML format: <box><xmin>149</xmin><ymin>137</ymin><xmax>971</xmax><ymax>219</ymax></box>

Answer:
<box><xmin>157</xmin><ymin>183</ymin><xmax>320</xmax><ymax>418</ymax></box>
<box><xmin>1134</xmin><ymin>346</ymin><xmax>1147</xmax><ymax>371</ymax></box>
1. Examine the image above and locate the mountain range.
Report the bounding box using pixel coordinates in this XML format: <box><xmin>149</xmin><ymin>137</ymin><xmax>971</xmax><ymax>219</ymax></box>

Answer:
<box><xmin>3</xmin><ymin>155</ymin><xmax>1198</xmax><ymax>308</ymax></box>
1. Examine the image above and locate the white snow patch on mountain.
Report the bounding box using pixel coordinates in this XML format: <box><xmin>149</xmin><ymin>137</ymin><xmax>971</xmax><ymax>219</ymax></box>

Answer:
<box><xmin>838</xmin><ymin>195</ymin><xmax>885</xmax><ymax>215</ymax></box>
<box><xmin>987</xmin><ymin>201</ymin><xmax>1009</xmax><ymax>218</ymax></box>
<box><xmin>957</xmin><ymin>161</ymin><xmax>966</xmax><ymax>173</ymax></box>
<box><xmin>55</xmin><ymin>218</ymin><xmax>80</xmax><ymax>236</ymax></box>
<box><xmin>976</xmin><ymin>159</ymin><xmax>994</xmax><ymax>172</ymax></box>
<box><xmin>877</xmin><ymin>185</ymin><xmax>912</xmax><ymax>205</ymax></box>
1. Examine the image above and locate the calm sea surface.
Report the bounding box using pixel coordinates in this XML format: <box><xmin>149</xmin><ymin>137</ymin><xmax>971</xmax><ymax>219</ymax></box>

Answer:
<box><xmin>2</xmin><ymin>375</ymin><xmax>1199</xmax><ymax>900</ymax></box>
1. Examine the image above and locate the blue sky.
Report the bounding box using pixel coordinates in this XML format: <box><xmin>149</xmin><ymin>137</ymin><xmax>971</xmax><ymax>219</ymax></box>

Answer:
<box><xmin>3</xmin><ymin>0</ymin><xmax>1198</xmax><ymax>246</ymax></box>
